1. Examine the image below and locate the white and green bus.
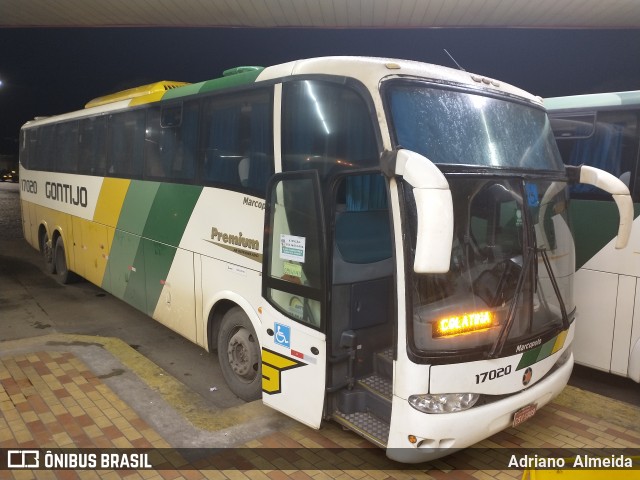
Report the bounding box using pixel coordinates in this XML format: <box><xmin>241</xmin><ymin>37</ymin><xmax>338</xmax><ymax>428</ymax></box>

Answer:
<box><xmin>19</xmin><ymin>57</ymin><xmax>633</xmax><ymax>462</ymax></box>
<box><xmin>546</xmin><ymin>91</ymin><xmax>640</xmax><ymax>383</ymax></box>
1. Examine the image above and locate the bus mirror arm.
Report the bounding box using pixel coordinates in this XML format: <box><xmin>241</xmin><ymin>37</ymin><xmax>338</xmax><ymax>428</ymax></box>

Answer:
<box><xmin>566</xmin><ymin>165</ymin><xmax>633</xmax><ymax>249</ymax></box>
<box><xmin>387</xmin><ymin>149</ymin><xmax>454</xmax><ymax>273</ymax></box>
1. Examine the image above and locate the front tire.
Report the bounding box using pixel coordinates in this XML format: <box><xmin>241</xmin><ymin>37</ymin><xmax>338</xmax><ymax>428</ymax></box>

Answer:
<box><xmin>217</xmin><ymin>307</ymin><xmax>262</xmax><ymax>401</ymax></box>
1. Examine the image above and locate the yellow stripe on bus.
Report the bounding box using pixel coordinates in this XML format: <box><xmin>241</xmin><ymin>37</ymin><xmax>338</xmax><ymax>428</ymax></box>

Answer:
<box><xmin>261</xmin><ymin>348</ymin><xmax>301</xmax><ymax>370</ymax></box>
<box><xmin>552</xmin><ymin>329</ymin><xmax>568</xmax><ymax>355</ymax></box>
<box><xmin>93</xmin><ymin>178</ymin><xmax>130</xmax><ymax>227</ymax></box>
<box><xmin>261</xmin><ymin>348</ymin><xmax>305</xmax><ymax>395</ymax></box>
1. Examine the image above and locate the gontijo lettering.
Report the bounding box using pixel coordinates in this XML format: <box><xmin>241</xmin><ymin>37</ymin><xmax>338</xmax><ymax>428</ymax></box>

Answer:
<box><xmin>45</xmin><ymin>181</ymin><xmax>88</xmax><ymax>207</ymax></box>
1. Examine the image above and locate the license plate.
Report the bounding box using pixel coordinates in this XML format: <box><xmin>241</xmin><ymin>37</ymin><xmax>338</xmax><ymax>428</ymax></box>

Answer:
<box><xmin>513</xmin><ymin>404</ymin><xmax>537</xmax><ymax>427</ymax></box>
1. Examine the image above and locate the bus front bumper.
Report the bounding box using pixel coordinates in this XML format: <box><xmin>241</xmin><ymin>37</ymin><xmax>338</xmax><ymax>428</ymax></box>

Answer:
<box><xmin>385</xmin><ymin>354</ymin><xmax>573</xmax><ymax>464</ymax></box>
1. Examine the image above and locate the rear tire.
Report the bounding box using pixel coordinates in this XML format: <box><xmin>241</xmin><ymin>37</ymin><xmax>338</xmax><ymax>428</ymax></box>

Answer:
<box><xmin>54</xmin><ymin>236</ymin><xmax>77</xmax><ymax>284</ymax></box>
<box><xmin>41</xmin><ymin>231</ymin><xmax>55</xmax><ymax>274</ymax></box>
<box><xmin>217</xmin><ymin>307</ymin><xmax>262</xmax><ymax>401</ymax></box>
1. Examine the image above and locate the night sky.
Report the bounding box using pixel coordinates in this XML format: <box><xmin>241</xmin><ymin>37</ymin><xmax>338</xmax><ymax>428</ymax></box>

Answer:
<box><xmin>1</xmin><ymin>27</ymin><xmax>639</xmax><ymax>154</ymax></box>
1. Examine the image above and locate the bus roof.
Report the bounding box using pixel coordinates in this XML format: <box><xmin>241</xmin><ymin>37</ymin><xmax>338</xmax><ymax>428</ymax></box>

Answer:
<box><xmin>85</xmin><ymin>81</ymin><xmax>190</xmax><ymax>108</ymax></box>
<box><xmin>256</xmin><ymin>56</ymin><xmax>540</xmax><ymax>105</ymax></box>
<box><xmin>162</xmin><ymin>66</ymin><xmax>264</xmax><ymax>101</ymax></box>
<box><xmin>545</xmin><ymin>90</ymin><xmax>640</xmax><ymax>111</ymax></box>
<box><xmin>23</xmin><ymin>56</ymin><xmax>542</xmax><ymax>129</ymax></box>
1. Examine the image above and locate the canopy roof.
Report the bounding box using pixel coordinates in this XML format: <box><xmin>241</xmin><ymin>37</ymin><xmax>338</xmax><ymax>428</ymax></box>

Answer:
<box><xmin>2</xmin><ymin>0</ymin><xmax>639</xmax><ymax>28</ymax></box>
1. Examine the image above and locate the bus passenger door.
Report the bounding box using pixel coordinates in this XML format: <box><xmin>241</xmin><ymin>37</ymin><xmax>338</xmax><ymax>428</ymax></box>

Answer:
<box><xmin>261</xmin><ymin>172</ymin><xmax>327</xmax><ymax>429</ymax></box>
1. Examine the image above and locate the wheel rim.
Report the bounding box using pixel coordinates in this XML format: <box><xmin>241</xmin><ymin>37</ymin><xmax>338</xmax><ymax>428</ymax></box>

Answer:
<box><xmin>226</xmin><ymin>327</ymin><xmax>259</xmax><ymax>383</ymax></box>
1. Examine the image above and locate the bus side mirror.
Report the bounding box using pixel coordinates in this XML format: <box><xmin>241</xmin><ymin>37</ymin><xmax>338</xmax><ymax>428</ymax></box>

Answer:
<box><xmin>392</xmin><ymin>149</ymin><xmax>454</xmax><ymax>273</ymax></box>
<box><xmin>567</xmin><ymin>164</ymin><xmax>634</xmax><ymax>249</ymax></box>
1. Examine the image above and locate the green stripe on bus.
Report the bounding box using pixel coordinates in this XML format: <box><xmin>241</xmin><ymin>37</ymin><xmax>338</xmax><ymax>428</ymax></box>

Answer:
<box><xmin>123</xmin><ymin>240</ymin><xmax>147</xmax><ymax>313</ymax></box>
<box><xmin>106</xmin><ymin>230</ymin><xmax>144</xmax><ymax>301</ymax></box>
<box><xmin>141</xmin><ymin>183</ymin><xmax>202</xmax><ymax>316</ymax></box>
<box><xmin>537</xmin><ymin>338</ymin><xmax>555</xmax><ymax>361</ymax></box>
<box><xmin>570</xmin><ymin>200</ymin><xmax>640</xmax><ymax>269</ymax></box>
<box><xmin>198</xmin><ymin>69</ymin><xmax>263</xmax><ymax>95</ymax></box>
<box><xmin>105</xmin><ymin>182</ymin><xmax>203</xmax><ymax>316</ymax></box>
<box><xmin>117</xmin><ymin>181</ymin><xmax>161</xmax><ymax>236</ymax></box>
<box><xmin>142</xmin><ymin>183</ymin><xmax>203</xmax><ymax>247</ymax></box>
<box><xmin>162</xmin><ymin>69</ymin><xmax>264</xmax><ymax>101</ymax></box>
<box><xmin>517</xmin><ymin>349</ymin><xmax>540</xmax><ymax>371</ymax></box>
<box><xmin>143</xmin><ymin>239</ymin><xmax>177</xmax><ymax>317</ymax></box>
<box><xmin>516</xmin><ymin>333</ymin><xmax>564</xmax><ymax>370</ymax></box>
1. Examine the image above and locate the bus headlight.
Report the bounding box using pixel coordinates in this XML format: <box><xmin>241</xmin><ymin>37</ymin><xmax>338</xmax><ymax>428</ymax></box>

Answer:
<box><xmin>408</xmin><ymin>392</ymin><xmax>479</xmax><ymax>414</ymax></box>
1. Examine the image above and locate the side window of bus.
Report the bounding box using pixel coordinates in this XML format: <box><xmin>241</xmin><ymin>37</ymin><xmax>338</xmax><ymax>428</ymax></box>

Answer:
<box><xmin>145</xmin><ymin>102</ymin><xmax>198</xmax><ymax>182</ymax></box>
<box><xmin>551</xmin><ymin>111</ymin><xmax>640</xmax><ymax>201</ymax></box>
<box><xmin>333</xmin><ymin>174</ymin><xmax>391</xmax><ymax>265</ymax></box>
<box><xmin>281</xmin><ymin>80</ymin><xmax>378</xmax><ymax>178</ymax></box>
<box><xmin>32</xmin><ymin>125</ymin><xmax>56</xmax><ymax>171</ymax></box>
<box><xmin>78</xmin><ymin>116</ymin><xmax>107</xmax><ymax>176</ymax></box>
<box><xmin>19</xmin><ymin>130</ymin><xmax>29</xmax><ymax>169</ymax></box>
<box><xmin>54</xmin><ymin>121</ymin><xmax>79</xmax><ymax>173</ymax></box>
<box><xmin>199</xmin><ymin>90</ymin><xmax>274</xmax><ymax>196</ymax></box>
<box><xmin>21</xmin><ymin>128</ymin><xmax>38</xmax><ymax>170</ymax></box>
<box><xmin>107</xmin><ymin>110</ymin><xmax>145</xmax><ymax>178</ymax></box>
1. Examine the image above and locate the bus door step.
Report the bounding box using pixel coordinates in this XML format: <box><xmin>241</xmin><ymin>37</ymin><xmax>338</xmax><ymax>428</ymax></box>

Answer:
<box><xmin>332</xmin><ymin>373</ymin><xmax>392</xmax><ymax>448</ymax></box>
<box><xmin>374</xmin><ymin>347</ymin><xmax>393</xmax><ymax>379</ymax></box>
<box><xmin>359</xmin><ymin>373</ymin><xmax>392</xmax><ymax>401</ymax></box>
<box><xmin>332</xmin><ymin>409</ymin><xmax>389</xmax><ymax>449</ymax></box>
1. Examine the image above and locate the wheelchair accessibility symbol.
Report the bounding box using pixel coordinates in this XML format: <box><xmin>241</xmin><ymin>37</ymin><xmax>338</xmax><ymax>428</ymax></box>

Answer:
<box><xmin>274</xmin><ymin>322</ymin><xmax>290</xmax><ymax>348</ymax></box>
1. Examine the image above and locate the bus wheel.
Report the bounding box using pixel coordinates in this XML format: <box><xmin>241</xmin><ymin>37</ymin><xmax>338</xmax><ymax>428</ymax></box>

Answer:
<box><xmin>217</xmin><ymin>307</ymin><xmax>261</xmax><ymax>401</ymax></box>
<box><xmin>41</xmin><ymin>231</ymin><xmax>56</xmax><ymax>274</ymax></box>
<box><xmin>54</xmin><ymin>237</ymin><xmax>77</xmax><ymax>284</ymax></box>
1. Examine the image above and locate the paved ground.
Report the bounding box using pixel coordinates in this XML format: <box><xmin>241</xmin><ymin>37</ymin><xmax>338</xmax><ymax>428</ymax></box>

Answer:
<box><xmin>1</xmin><ymin>182</ymin><xmax>640</xmax><ymax>479</ymax></box>
<box><xmin>1</xmin><ymin>332</ymin><xmax>639</xmax><ymax>479</ymax></box>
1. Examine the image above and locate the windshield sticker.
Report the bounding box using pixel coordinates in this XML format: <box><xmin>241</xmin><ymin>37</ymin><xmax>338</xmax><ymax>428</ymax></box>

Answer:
<box><xmin>280</xmin><ymin>234</ymin><xmax>306</xmax><ymax>262</ymax></box>
<box><xmin>516</xmin><ymin>330</ymin><xmax>567</xmax><ymax>370</ymax></box>
<box><xmin>526</xmin><ymin>183</ymin><xmax>540</xmax><ymax>207</ymax></box>
<box><xmin>288</xmin><ymin>296</ymin><xmax>304</xmax><ymax>320</ymax></box>
<box><xmin>274</xmin><ymin>322</ymin><xmax>291</xmax><ymax>348</ymax></box>
<box><xmin>283</xmin><ymin>262</ymin><xmax>302</xmax><ymax>278</ymax></box>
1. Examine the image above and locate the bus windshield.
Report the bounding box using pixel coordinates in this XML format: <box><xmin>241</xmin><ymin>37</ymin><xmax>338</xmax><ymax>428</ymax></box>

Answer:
<box><xmin>404</xmin><ymin>175</ymin><xmax>575</xmax><ymax>360</ymax></box>
<box><xmin>387</xmin><ymin>81</ymin><xmax>575</xmax><ymax>360</ymax></box>
<box><xmin>386</xmin><ymin>81</ymin><xmax>565</xmax><ymax>171</ymax></box>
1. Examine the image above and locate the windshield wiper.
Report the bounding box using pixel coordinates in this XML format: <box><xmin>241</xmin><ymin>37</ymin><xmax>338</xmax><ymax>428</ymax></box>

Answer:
<box><xmin>538</xmin><ymin>248</ymin><xmax>570</xmax><ymax>330</ymax></box>
<box><xmin>487</xmin><ymin>246</ymin><xmax>570</xmax><ymax>359</ymax></box>
<box><xmin>487</xmin><ymin>247</ymin><xmax>533</xmax><ymax>359</ymax></box>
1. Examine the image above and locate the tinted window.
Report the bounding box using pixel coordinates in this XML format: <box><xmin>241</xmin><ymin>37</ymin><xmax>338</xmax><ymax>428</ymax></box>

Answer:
<box><xmin>387</xmin><ymin>82</ymin><xmax>565</xmax><ymax>171</ymax></box>
<box><xmin>78</xmin><ymin>116</ymin><xmax>107</xmax><ymax>176</ymax></box>
<box><xmin>200</xmin><ymin>90</ymin><xmax>273</xmax><ymax>196</ymax></box>
<box><xmin>107</xmin><ymin>110</ymin><xmax>145</xmax><ymax>178</ymax></box>
<box><xmin>551</xmin><ymin>110</ymin><xmax>640</xmax><ymax>201</ymax></box>
<box><xmin>54</xmin><ymin>121</ymin><xmax>79</xmax><ymax>173</ymax></box>
<box><xmin>282</xmin><ymin>80</ymin><xmax>378</xmax><ymax>178</ymax></box>
<box><xmin>20</xmin><ymin>129</ymin><xmax>37</xmax><ymax>169</ymax></box>
<box><xmin>33</xmin><ymin>125</ymin><xmax>55</xmax><ymax>171</ymax></box>
<box><xmin>146</xmin><ymin>102</ymin><xmax>198</xmax><ymax>181</ymax></box>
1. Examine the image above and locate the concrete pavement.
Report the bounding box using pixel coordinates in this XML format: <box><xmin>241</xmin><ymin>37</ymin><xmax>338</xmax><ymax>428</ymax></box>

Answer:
<box><xmin>1</xmin><ymin>181</ymin><xmax>639</xmax><ymax>479</ymax></box>
<box><xmin>1</xmin><ymin>331</ymin><xmax>639</xmax><ymax>479</ymax></box>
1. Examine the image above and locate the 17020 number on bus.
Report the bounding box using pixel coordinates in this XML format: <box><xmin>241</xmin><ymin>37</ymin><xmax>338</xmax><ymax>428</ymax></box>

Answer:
<box><xmin>475</xmin><ymin>365</ymin><xmax>512</xmax><ymax>384</ymax></box>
